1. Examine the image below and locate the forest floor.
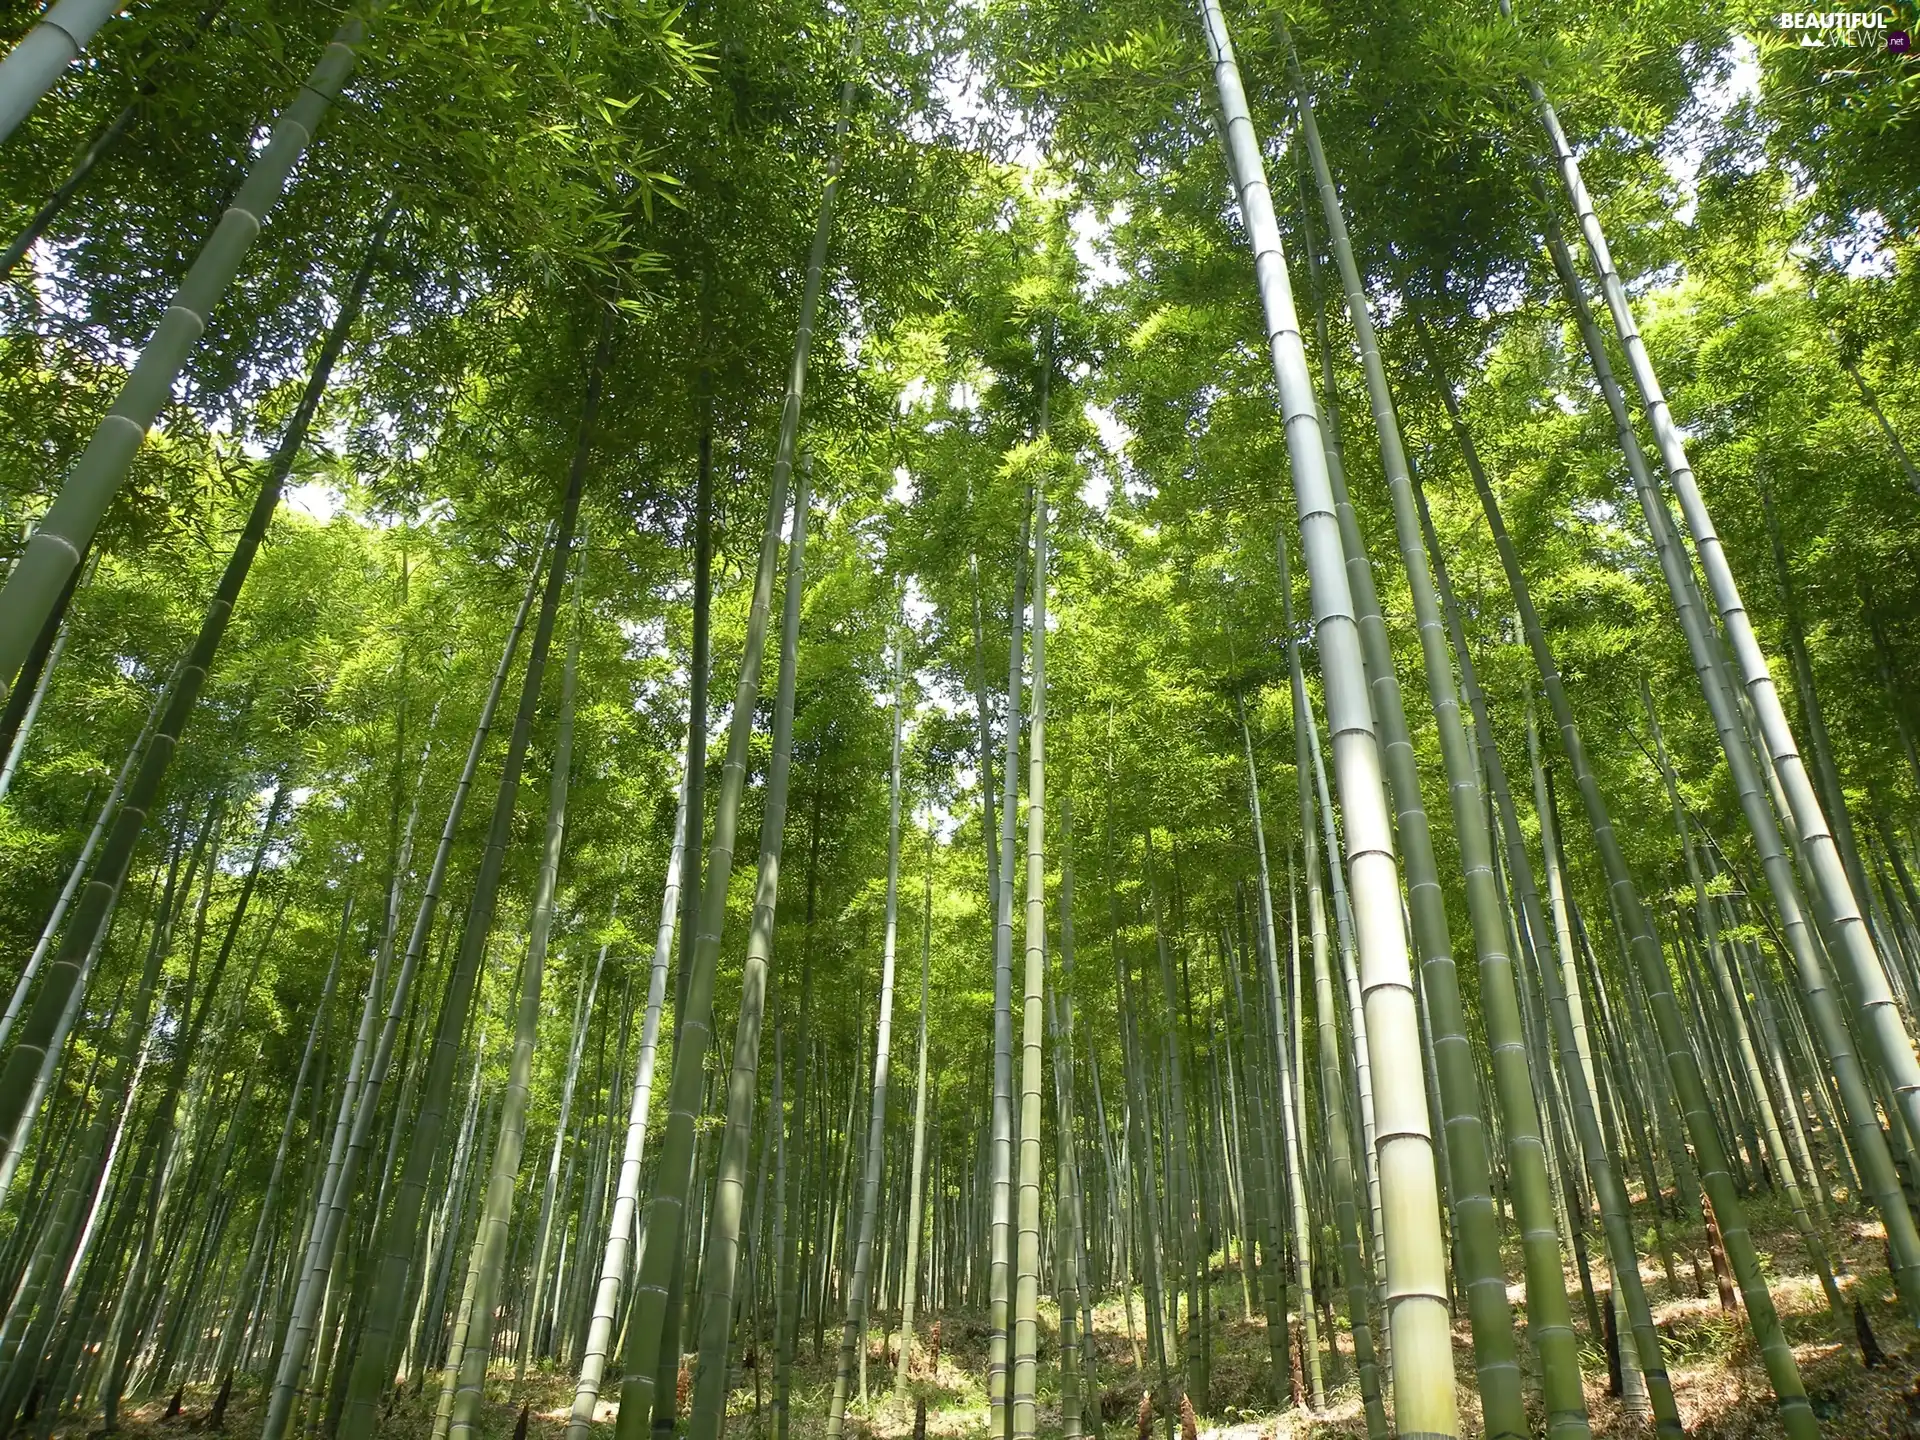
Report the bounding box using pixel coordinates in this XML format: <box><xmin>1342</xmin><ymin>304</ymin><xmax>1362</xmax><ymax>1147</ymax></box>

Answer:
<box><xmin>71</xmin><ymin>1192</ymin><xmax>1920</xmax><ymax>1438</ymax></box>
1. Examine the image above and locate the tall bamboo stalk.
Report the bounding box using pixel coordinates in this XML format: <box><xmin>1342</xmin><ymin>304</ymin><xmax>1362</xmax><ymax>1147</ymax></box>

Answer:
<box><xmin>1238</xmin><ymin>699</ymin><xmax>1324</xmax><ymax>1409</ymax></box>
<box><xmin>1195</xmin><ymin>5</ymin><xmax>1455</xmax><ymax>1425</ymax></box>
<box><xmin>341</xmin><ymin>317</ymin><xmax>609</xmax><ymax>1433</ymax></box>
<box><xmin>613</xmin><ymin>185</ymin><xmax>822</xmax><ymax>1422</ymax></box>
<box><xmin>687</xmin><ymin>459</ymin><xmax>812</xmax><ymax>1440</ymax></box>
<box><xmin>988</xmin><ymin>507</ymin><xmax>1029</xmax><ymax>1437</ymax></box>
<box><xmin>824</xmin><ymin>634</ymin><xmax>907</xmax><ymax>1440</ymax></box>
<box><xmin>1641</xmin><ymin>681</ymin><xmax>1846</xmax><ymax>1328</ymax></box>
<box><xmin>0</xmin><ymin>13</ymin><xmax>375</xmax><ymax>704</ymax></box>
<box><xmin>1529</xmin><ymin>212</ymin><xmax>1920</xmax><ymax>1320</ymax></box>
<box><xmin>525</xmin><ymin>923</ymin><xmax>610</xmax><ymax>1376</ymax></box>
<box><xmin>896</xmin><ymin>813</ymin><xmax>936</xmax><ymax>1396</ymax></box>
<box><xmin>1290</xmin><ymin>61</ymin><xmax>1563</xmax><ymax>1435</ymax></box>
<box><xmin>1290</xmin><ymin>634</ymin><xmax>1387</xmax><ymax>1440</ymax></box>
<box><xmin>568</xmin><ymin>742</ymin><xmax>692</xmax><ymax>1429</ymax></box>
<box><xmin>1012</xmin><ymin>479</ymin><xmax>1049</xmax><ymax>1440</ymax></box>
<box><xmin>444</xmin><ymin>544</ymin><xmax>589</xmax><ymax>1438</ymax></box>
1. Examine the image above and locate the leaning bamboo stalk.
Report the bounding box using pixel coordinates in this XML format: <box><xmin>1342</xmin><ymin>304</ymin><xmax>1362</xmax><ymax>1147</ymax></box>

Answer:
<box><xmin>0</xmin><ymin>610</ymin><xmax>67</xmax><ymax>799</ymax></box>
<box><xmin>0</xmin><ymin>661</ymin><xmax>170</xmax><ymax>1060</ymax></box>
<box><xmin>1287</xmin><ymin>65</ymin><xmax>1551</xmax><ymax>1434</ymax></box>
<box><xmin>1532</xmin><ymin>212</ymin><xmax>1920</xmax><ymax>1320</ymax></box>
<box><xmin>0</xmin><ymin>0</ymin><xmax>123</xmax><ymax>145</ymax></box>
<box><xmin>1416</xmin><ymin>466</ymin><xmax>1678</xmax><ymax>1409</ymax></box>
<box><xmin>0</xmin><ymin>12</ymin><xmax>377</xmax><ymax>705</ymax></box>
<box><xmin>1513</xmin><ymin>0</ymin><xmax>1920</xmax><ymax>1206</ymax></box>
<box><xmin>0</xmin><ymin>810</ymin><xmax>212</xmax><ymax>1418</ymax></box>
<box><xmin>0</xmin><ymin>207</ymin><xmax>391</xmax><ymax>1156</ymax></box>
<box><xmin>1456</xmin><ymin>387</ymin><xmax>1817</xmax><ymax>1436</ymax></box>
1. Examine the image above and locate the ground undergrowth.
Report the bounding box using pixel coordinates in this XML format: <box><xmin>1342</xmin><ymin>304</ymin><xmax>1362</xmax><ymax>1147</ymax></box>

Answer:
<box><xmin>65</xmin><ymin>1193</ymin><xmax>1920</xmax><ymax>1438</ymax></box>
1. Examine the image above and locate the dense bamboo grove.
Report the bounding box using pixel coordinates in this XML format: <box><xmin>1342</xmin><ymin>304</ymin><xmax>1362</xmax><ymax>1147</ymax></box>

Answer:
<box><xmin>0</xmin><ymin>0</ymin><xmax>1915</xmax><ymax>1436</ymax></box>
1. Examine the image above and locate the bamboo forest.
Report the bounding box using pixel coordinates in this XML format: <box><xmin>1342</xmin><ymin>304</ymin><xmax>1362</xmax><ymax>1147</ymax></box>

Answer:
<box><xmin>2</xmin><ymin>0</ymin><xmax>1920</xmax><ymax>1436</ymax></box>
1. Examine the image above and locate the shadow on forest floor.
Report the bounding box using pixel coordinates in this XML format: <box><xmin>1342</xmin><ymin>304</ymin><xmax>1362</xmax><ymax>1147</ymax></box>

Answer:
<box><xmin>51</xmin><ymin>1192</ymin><xmax>1920</xmax><ymax>1438</ymax></box>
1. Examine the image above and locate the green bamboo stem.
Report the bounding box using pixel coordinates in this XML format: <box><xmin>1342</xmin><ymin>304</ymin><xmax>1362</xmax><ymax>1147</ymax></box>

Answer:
<box><xmin>1457</xmin><ymin>381</ymin><xmax>1817</xmax><ymax>1437</ymax></box>
<box><xmin>568</xmin><ymin>777</ymin><xmax>690</xmax><ymax>1435</ymax></box>
<box><xmin>824</xmin><ymin>635</ymin><xmax>907</xmax><ymax>1440</ymax></box>
<box><xmin>1113</xmin><ymin>856</ymin><xmax>1174</xmax><ymax>1419</ymax></box>
<box><xmin>0</xmin><ymin>0</ymin><xmax>122</xmax><ymax>144</ymax></box>
<box><xmin>1289</xmin><ymin>61</ymin><xmax>1585</xmax><ymax>1430</ymax></box>
<box><xmin>687</xmin><ymin>460</ymin><xmax>812</xmax><ymax>1440</ymax></box>
<box><xmin>0</xmin><ymin>659</ymin><xmax>167</xmax><ymax>1066</ymax></box>
<box><xmin>1414</xmin><ymin>466</ymin><xmax>1681</xmax><ymax>1430</ymax></box>
<box><xmin>1239</xmin><ymin>700</ymin><xmax>1324</xmax><ymax>1408</ymax></box>
<box><xmin>1535</xmin><ymin>210</ymin><xmax>1920</xmax><ymax>1318</ymax></box>
<box><xmin>524</xmin><ymin>925</ymin><xmax>609</xmax><ymax>1377</ymax></box>
<box><xmin>896</xmin><ymin>813</ymin><xmax>936</xmax><ymax>1397</ymax></box>
<box><xmin>444</xmin><ymin>541</ymin><xmax>588</xmax><ymax>1437</ymax></box>
<box><xmin>1058</xmin><ymin>792</ymin><xmax>1098</xmax><ymax>1432</ymax></box>
<box><xmin>0</xmin><ymin>11</ymin><xmax>375</xmax><ymax>705</ymax></box>
<box><xmin>1296</xmin><ymin>685</ymin><xmax>1388</xmax><ymax>1440</ymax></box>
<box><xmin>771</xmin><ymin>787</ymin><xmax>821</xmax><ymax>1440</ymax></box>
<box><xmin>611</xmin><ymin>42</ymin><xmax>853</xmax><ymax>1421</ymax></box>
<box><xmin>1012</xmin><ymin>478</ymin><xmax>1049</xmax><ymax>1440</ymax></box>
<box><xmin>1200</xmin><ymin>21</ymin><xmax>1458</xmax><ymax>1416</ymax></box>
<box><xmin>0</xmin><ymin>808</ymin><xmax>214</xmax><ymax>1423</ymax></box>
<box><xmin>988</xmin><ymin>506</ymin><xmax>1029</xmax><ymax>1437</ymax></box>
<box><xmin>1303</xmin><ymin>671</ymin><xmax>1387</xmax><ymax>1356</ymax></box>
<box><xmin>1145</xmin><ymin>834</ymin><xmax>1202</xmax><ymax>1414</ymax></box>
<box><xmin>1525</xmin><ymin>706</ymin><xmax>1601</xmax><ymax>1120</ymax></box>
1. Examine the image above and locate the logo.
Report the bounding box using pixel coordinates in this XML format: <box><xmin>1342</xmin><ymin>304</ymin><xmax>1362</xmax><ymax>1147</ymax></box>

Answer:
<box><xmin>1775</xmin><ymin>7</ymin><xmax>1902</xmax><ymax>44</ymax></box>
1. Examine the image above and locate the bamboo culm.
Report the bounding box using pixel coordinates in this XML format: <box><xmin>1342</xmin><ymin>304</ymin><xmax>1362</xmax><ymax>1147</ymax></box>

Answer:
<box><xmin>824</xmin><ymin>633</ymin><xmax>907</xmax><ymax>1440</ymax></box>
<box><xmin>1196</xmin><ymin>6</ymin><xmax>1456</xmax><ymax>1425</ymax></box>
<box><xmin>340</xmin><ymin>316</ymin><xmax>609</xmax><ymax>1432</ymax></box>
<box><xmin>687</xmin><ymin>460</ymin><xmax>813</xmax><ymax>1440</ymax></box>
<box><xmin>0</xmin><ymin>207</ymin><xmax>392</xmax><ymax>1162</ymax></box>
<box><xmin>0</xmin><ymin>12</ymin><xmax>377</xmax><ymax>699</ymax></box>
